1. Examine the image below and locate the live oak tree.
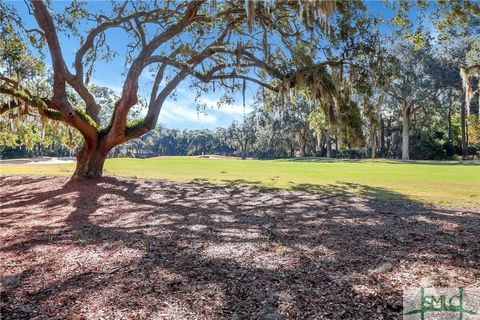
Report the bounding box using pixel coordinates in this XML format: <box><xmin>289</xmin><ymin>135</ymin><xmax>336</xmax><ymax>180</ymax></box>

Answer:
<box><xmin>386</xmin><ymin>41</ymin><xmax>441</xmax><ymax>160</ymax></box>
<box><xmin>0</xmin><ymin>0</ymin><xmax>377</xmax><ymax>178</ymax></box>
<box><xmin>226</xmin><ymin>117</ymin><xmax>256</xmax><ymax>160</ymax></box>
<box><xmin>251</xmin><ymin>89</ymin><xmax>326</xmax><ymax>158</ymax></box>
<box><xmin>308</xmin><ymin>109</ymin><xmax>331</xmax><ymax>158</ymax></box>
<box><xmin>262</xmin><ymin>91</ymin><xmax>317</xmax><ymax>158</ymax></box>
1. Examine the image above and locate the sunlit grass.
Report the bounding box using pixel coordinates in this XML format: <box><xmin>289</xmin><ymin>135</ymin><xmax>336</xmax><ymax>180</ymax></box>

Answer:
<box><xmin>1</xmin><ymin>156</ymin><xmax>479</xmax><ymax>208</ymax></box>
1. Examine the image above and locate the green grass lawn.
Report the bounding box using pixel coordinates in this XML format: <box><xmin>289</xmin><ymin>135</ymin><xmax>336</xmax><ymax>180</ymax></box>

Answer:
<box><xmin>1</xmin><ymin>156</ymin><xmax>479</xmax><ymax>208</ymax></box>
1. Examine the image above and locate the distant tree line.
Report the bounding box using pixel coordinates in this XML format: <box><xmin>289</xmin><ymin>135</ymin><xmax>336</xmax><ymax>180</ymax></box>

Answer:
<box><xmin>4</xmin><ymin>74</ymin><xmax>478</xmax><ymax>160</ymax></box>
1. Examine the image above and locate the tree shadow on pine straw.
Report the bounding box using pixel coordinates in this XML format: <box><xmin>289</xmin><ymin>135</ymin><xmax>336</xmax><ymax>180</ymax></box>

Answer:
<box><xmin>0</xmin><ymin>175</ymin><xmax>479</xmax><ymax>319</ymax></box>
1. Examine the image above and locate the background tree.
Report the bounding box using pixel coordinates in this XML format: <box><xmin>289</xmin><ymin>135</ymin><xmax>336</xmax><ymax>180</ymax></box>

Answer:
<box><xmin>393</xmin><ymin>0</ymin><xmax>480</xmax><ymax>159</ymax></box>
<box><xmin>226</xmin><ymin>117</ymin><xmax>256</xmax><ymax>160</ymax></box>
<box><xmin>386</xmin><ymin>41</ymin><xmax>440</xmax><ymax>160</ymax></box>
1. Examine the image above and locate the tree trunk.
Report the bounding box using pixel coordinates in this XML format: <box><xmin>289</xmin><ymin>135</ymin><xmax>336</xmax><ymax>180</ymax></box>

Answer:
<box><xmin>241</xmin><ymin>142</ymin><xmax>247</xmax><ymax>160</ymax></box>
<box><xmin>380</xmin><ymin>116</ymin><xmax>385</xmax><ymax>157</ymax></box>
<box><xmin>298</xmin><ymin>127</ymin><xmax>307</xmax><ymax>157</ymax></box>
<box><xmin>371</xmin><ymin>129</ymin><xmax>377</xmax><ymax>159</ymax></box>
<box><xmin>386</xmin><ymin>118</ymin><xmax>392</xmax><ymax>156</ymax></box>
<box><xmin>325</xmin><ymin>131</ymin><xmax>331</xmax><ymax>158</ymax></box>
<box><xmin>334</xmin><ymin>131</ymin><xmax>338</xmax><ymax>154</ymax></box>
<box><xmin>299</xmin><ymin>140</ymin><xmax>306</xmax><ymax>157</ymax></box>
<box><xmin>316</xmin><ymin>134</ymin><xmax>322</xmax><ymax>155</ymax></box>
<box><xmin>461</xmin><ymin>101</ymin><xmax>468</xmax><ymax>159</ymax></box>
<box><xmin>401</xmin><ymin>106</ymin><xmax>410</xmax><ymax>160</ymax></box>
<box><xmin>447</xmin><ymin>105</ymin><xmax>452</xmax><ymax>142</ymax></box>
<box><xmin>74</xmin><ymin>142</ymin><xmax>107</xmax><ymax>179</ymax></box>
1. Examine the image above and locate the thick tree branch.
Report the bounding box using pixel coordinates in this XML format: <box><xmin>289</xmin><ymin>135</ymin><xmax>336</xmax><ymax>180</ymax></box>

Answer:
<box><xmin>0</xmin><ymin>100</ymin><xmax>22</xmax><ymax>115</ymax></box>
<box><xmin>149</xmin><ymin>64</ymin><xmax>167</xmax><ymax>108</ymax></box>
<box><xmin>0</xmin><ymin>85</ymin><xmax>62</xmax><ymax>120</ymax></box>
<box><xmin>107</xmin><ymin>1</ymin><xmax>205</xmax><ymax>146</ymax></box>
<box><xmin>123</xmin><ymin>71</ymin><xmax>188</xmax><ymax>142</ymax></box>
<box><xmin>31</xmin><ymin>1</ymin><xmax>98</xmax><ymax>142</ymax></box>
<box><xmin>64</xmin><ymin>71</ymin><xmax>100</xmax><ymax>124</ymax></box>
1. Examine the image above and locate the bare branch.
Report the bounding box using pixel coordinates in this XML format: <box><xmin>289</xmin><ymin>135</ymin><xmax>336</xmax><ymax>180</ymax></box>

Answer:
<box><xmin>149</xmin><ymin>64</ymin><xmax>167</xmax><ymax>108</ymax></box>
<box><xmin>74</xmin><ymin>9</ymin><xmax>162</xmax><ymax>80</ymax></box>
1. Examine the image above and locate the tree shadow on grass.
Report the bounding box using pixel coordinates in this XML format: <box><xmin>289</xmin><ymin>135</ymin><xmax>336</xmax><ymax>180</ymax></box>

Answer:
<box><xmin>292</xmin><ymin>182</ymin><xmax>408</xmax><ymax>203</ymax></box>
<box><xmin>1</xmin><ymin>175</ymin><xmax>479</xmax><ymax>319</ymax></box>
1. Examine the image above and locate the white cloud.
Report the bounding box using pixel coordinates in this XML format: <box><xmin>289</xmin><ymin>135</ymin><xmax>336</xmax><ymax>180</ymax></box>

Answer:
<box><xmin>160</xmin><ymin>100</ymin><xmax>218</xmax><ymax>125</ymax></box>
<box><xmin>154</xmin><ymin>84</ymin><xmax>258</xmax><ymax>129</ymax></box>
<box><xmin>197</xmin><ymin>96</ymin><xmax>254</xmax><ymax>116</ymax></box>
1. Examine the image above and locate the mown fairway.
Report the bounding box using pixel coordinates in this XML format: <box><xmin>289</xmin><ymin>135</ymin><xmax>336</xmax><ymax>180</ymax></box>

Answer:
<box><xmin>1</xmin><ymin>157</ymin><xmax>479</xmax><ymax>207</ymax></box>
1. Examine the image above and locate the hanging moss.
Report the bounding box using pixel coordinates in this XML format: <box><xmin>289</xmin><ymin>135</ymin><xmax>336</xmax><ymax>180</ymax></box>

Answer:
<box><xmin>242</xmin><ymin>78</ymin><xmax>246</xmax><ymax>111</ymax></box>
<box><xmin>243</xmin><ymin>0</ymin><xmax>335</xmax><ymax>34</ymax></box>
<box><xmin>282</xmin><ymin>64</ymin><xmax>338</xmax><ymax>126</ymax></box>
<box><xmin>262</xmin><ymin>32</ymin><xmax>270</xmax><ymax>62</ymax></box>
<box><xmin>460</xmin><ymin>65</ymin><xmax>480</xmax><ymax>117</ymax></box>
<box><xmin>0</xmin><ymin>85</ymin><xmax>49</xmax><ymax>111</ymax></box>
<box><xmin>235</xmin><ymin>42</ymin><xmax>242</xmax><ymax>72</ymax></box>
<box><xmin>278</xmin><ymin>63</ymin><xmax>365</xmax><ymax>147</ymax></box>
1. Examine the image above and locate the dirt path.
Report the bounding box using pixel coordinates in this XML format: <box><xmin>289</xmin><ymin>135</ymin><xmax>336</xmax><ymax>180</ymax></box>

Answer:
<box><xmin>1</xmin><ymin>176</ymin><xmax>479</xmax><ymax>319</ymax></box>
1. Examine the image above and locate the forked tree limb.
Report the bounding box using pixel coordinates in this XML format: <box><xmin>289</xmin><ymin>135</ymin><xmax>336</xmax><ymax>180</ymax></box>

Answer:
<box><xmin>107</xmin><ymin>1</ymin><xmax>206</xmax><ymax>145</ymax></box>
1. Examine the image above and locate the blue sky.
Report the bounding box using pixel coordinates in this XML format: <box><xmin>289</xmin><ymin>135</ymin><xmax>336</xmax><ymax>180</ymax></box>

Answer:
<box><xmin>8</xmin><ymin>1</ymin><xmax>426</xmax><ymax>130</ymax></box>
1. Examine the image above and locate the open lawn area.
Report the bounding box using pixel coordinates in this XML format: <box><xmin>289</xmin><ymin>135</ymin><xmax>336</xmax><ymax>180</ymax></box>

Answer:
<box><xmin>1</xmin><ymin>156</ymin><xmax>479</xmax><ymax>208</ymax></box>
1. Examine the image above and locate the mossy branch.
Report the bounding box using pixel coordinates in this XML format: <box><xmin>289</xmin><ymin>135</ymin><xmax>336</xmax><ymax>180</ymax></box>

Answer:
<box><xmin>125</xmin><ymin>119</ymin><xmax>145</xmax><ymax>136</ymax></box>
<box><xmin>74</xmin><ymin>107</ymin><xmax>100</xmax><ymax>131</ymax></box>
<box><xmin>0</xmin><ymin>85</ymin><xmax>49</xmax><ymax>111</ymax></box>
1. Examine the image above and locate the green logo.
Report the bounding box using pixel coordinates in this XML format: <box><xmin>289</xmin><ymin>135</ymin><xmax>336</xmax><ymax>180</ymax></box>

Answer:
<box><xmin>405</xmin><ymin>288</ymin><xmax>479</xmax><ymax>320</ymax></box>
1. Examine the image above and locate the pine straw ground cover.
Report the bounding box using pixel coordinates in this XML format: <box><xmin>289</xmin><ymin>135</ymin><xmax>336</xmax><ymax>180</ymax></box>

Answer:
<box><xmin>0</xmin><ymin>176</ymin><xmax>479</xmax><ymax>319</ymax></box>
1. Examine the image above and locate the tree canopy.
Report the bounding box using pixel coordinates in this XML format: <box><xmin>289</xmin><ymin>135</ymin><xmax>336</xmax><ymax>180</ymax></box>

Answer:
<box><xmin>0</xmin><ymin>0</ymin><xmax>381</xmax><ymax>177</ymax></box>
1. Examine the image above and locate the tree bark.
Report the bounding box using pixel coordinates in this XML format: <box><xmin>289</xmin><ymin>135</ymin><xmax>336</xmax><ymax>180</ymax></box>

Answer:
<box><xmin>401</xmin><ymin>105</ymin><xmax>410</xmax><ymax>160</ymax></box>
<box><xmin>316</xmin><ymin>134</ymin><xmax>322</xmax><ymax>155</ymax></box>
<box><xmin>447</xmin><ymin>105</ymin><xmax>452</xmax><ymax>142</ymax></box>
<box><xmin>461</xmin><ymin>101</ymin><xmax>468</xmax><ymax>159</ymax></box>
<box><xmin>386</xmin><ymin>117</ymin><xmax>392</xmax><ymax>157</ymax></box>
<box><xmin>298</xmin><ymin>127</ymin><xmax>307</xmax><ymax>157</ymax></box>
<box><xmin>334</xmin><ymin>131</ymin><xmax>338</xmax><ymax>154</ymax></box>
<box><xmin>73</xmin><ymin>141</ymin><xmax>107</xmax><ymax>179</ymax></box>
<box><xmin>241</xmin><ymin>142</ymin><xmax>247</xmax><ymax>160</ymax></box>
<box><xmin>299</xmin><ymin>141</ymin><xmax>306</xmax><ymax>157</ymax></box>
<box><xmin>371</xmin><ymin>129</ymin><xmax>377</xmax><ymax>159</ymax></box>
<box><xmin>325</xmin><ymin>131</ymin><xmax>331</xmax><ymax>158</ymax></box>
<box><xmin>380</xmin><ymin>115</ymin><xmax>385</xmax><ymax>157</ymax></box>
